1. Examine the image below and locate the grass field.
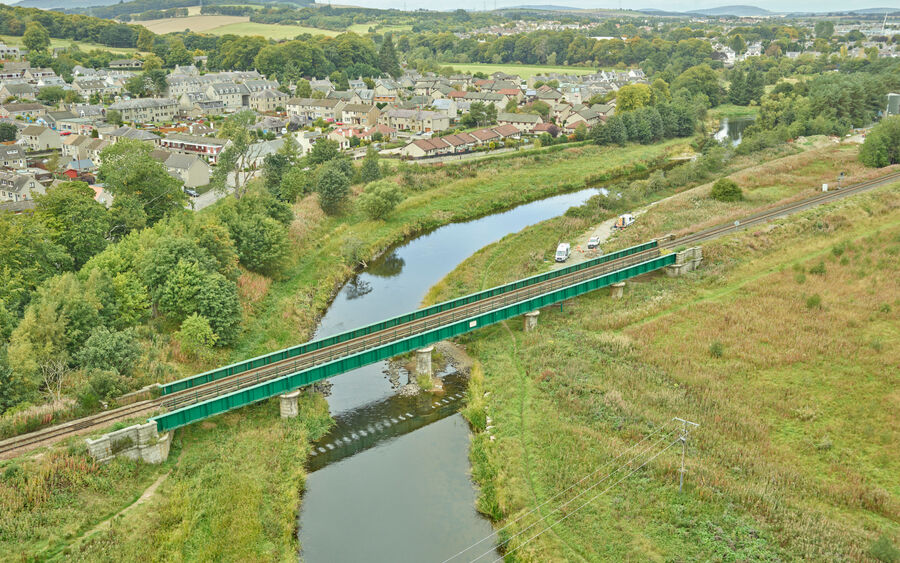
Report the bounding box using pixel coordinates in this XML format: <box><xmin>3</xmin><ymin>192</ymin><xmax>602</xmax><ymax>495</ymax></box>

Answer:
<box><xmin>138</xmin><ymin>14</ymin><xmax>251</xmax><ymax>35</ymax></box>
<box><xmin>208</xmin><ymin>21</ymin><xmax>342</xmax><ymax>38</ymax></box>
<box><xmin>428</xmin><ymin>148</ymin><xmax>900</xmax><ymax>560</ymax></box>
<box><xmin>444</xmin><ymin>63</ymin><xmax>603</xmax><ymax>79</ymax></box>
<box><xmin>0</xmin><ymin>36</ymin><xmax>139</xmax><ymax>55</ymax></box>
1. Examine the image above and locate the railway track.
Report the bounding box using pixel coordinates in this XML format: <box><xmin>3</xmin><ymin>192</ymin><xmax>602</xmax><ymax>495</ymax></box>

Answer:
<box><xmin>2</xmin><ymin>168</ymin><xmax>897</xmax><ymax>459</ymax></box>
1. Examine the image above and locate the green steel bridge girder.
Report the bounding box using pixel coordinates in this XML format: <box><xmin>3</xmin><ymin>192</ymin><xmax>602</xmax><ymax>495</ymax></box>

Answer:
<box><xmin>151</xmin><ymin>253</ymin><xmax>676</xmax><ymax>433</ymax></box>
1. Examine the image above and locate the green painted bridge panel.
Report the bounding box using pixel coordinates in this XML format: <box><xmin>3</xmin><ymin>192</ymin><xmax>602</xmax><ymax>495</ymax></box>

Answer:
<box><xmin>152</xmin><ymin>253</ymin><xmax>675</xmax><ymax>432</ymax></box>
<box><xmin>161</xmin><ymin>239</ymin><xmax>659</xmax><ymax>396</ymax></box>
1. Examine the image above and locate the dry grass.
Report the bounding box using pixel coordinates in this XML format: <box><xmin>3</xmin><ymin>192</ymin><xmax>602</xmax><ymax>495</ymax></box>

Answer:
<box><xmin>138</xmin><ymin>15</ymin><xmax>250</xmax><ymax>34</ymax></box>
<box><xmin>237</xmin><ymin>270</ymin><xmax>272</xmax><ymax>310</ymax></box>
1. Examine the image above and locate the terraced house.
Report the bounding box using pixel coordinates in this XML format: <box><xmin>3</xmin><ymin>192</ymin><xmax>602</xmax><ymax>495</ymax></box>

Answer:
<box><xmin>378</xmin><ymin>109</ymin><xmax>450</xmax><ymax>133</ymax></box>
<box><xmin>108</xmin><ymin>98</ymin><xmax>177</xmax><ymax>123</ymax></box>
<box><xmin>0</xmin><ymin>171</ymin><xmax>44</xmax><ymax>202</ymax></box>
<box><xmin>206</xmin><ymin>82</ymin><xmax>250</xmax><ymax>110</ymax></box>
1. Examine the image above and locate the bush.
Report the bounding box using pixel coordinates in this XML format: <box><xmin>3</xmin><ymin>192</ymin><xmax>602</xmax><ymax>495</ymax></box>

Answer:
<box><xmin>809</xmin><ymin>261</ymin><xmax>826</xmax><ymax>275</ymax></box>
<box><xmin>860</xmin><ymin>116</ymin><xmax>900</xmax><ymax>167</ymax></box>
<box><xmin>869</xmin><ymin>534</ymin><xmax>900</xmax><ymax>563</ymax></box>
<box><xmin>316</xmin><ymin>160</ymin><xmax>351</xmax><ymax>215</ymax></box>
<box><xmin>710</xmin><ymin>178</ymin><xmax>743</xmax><ymax>202</ymax></box>
<box><xmin>709</xmin><ymin>341</ymin><xmax>724</xmax><ymax>358</ymax></box>
<box><xmin>175</xmin><ymin>313</ymin><xmax>218</xmax><ymax>358</ymax></box>
<box><xmin>358</xmin><ymin>180</ymin><xmax>404</xmax><ymax>220</ymax></box>
<box><xmin>806</xmin><ymin>294</ymin><xmax>822</xmax><ymax>309</ymax></box>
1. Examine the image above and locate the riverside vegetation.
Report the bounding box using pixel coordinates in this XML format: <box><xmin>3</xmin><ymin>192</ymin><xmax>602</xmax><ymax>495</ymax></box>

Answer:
<box><xmin>426</xmin><ymin>146</ymin><xmax>900</xmax><ymax>560</ymax></box>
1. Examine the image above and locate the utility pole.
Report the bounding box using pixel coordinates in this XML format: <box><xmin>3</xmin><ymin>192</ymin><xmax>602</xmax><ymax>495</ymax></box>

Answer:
<box><xmin>675</xmin><ymin>417</ymin><xmax>699</xmax><ymax>493</ymax></box>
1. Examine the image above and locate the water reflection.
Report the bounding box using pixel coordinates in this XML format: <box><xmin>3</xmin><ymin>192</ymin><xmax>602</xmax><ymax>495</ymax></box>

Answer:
<box><xmin>715</xmin><ymin>117</ymin><xmax>755</xmax><ymax>146</ymax></box>
<box><xmin>367</xmin><ymin>250</ymin><xmax>406</xmax><ymax>278</ymax></box>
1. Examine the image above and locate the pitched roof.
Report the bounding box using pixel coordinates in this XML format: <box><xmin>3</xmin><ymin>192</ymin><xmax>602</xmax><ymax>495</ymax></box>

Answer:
<box><xmin>497</xmin><ymin>112</ymin><xmax>541</xmax><ymax>123</ymax></box>
<box><xmin>492</xmin><ymin>124</ymin><xmax>520</xmax><ymax>137</ymax></box>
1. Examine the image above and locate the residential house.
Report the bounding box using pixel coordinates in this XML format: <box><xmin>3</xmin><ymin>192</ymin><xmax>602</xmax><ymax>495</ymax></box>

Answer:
<box><xmin>327</xmin><ymin>131</ymin><xmax>351</xmax><ymax>151</ymax></box>
<box><xmin>42</xmin><ymin>110</ymin><xmax>77</xmax><ymax>130</ymax></box>
<box><xmin>23</xmin><ymin>68</ymin><xmax>56</xmax><ymax>82</ymax></box>
<box><xmin>158</xmin><ymin>133</ymin><xmax>230</xmax><ymax>165</ymax></box>
<box><xmin>206</xmin><ymin>82</ymin><xmax>251</xmax><ymax>110</ymax></box>
<box><xmin>0</xmin><ymin>83</ymin><xmax>37</xmax><ymax>100</ymax></box>
<box><xmin>0</xmin><ymin>171</ymin><xmax>45</xmax><ymax>202</ymax></box>
<box><xmin>285</xmin><ymin>98</ymin><xmax>343</xmax><ymax>121</ymax></box>
<box><xmin>20</xmin><ymin>125</ymin><xmax>61</xmax><ymax>151</ymax></box>
<box><xmin>470</xmin><ymin>128</ymin><xmax>501</xmax><ymax>145</ymax></box>
<box><xmin>244</xmin><ymin>79</ymin><xmax>280</xmax><ymax>93</ymax></box>
<box><xmin>104</xmin><ymin>126</ymin><xmax>161</xmax><ymax>144</ymax></box>
<box><xmin>250</xmin><ymin>89</ymin><xmax>288</xmax><ymax>113</ymax></box>
<box><xmin>109</xmin><ymin>98</ymin><xmax>177</xmax><ymax>123</ymax></box>
<box><xmin>0</xmin><ymin>43</ymin><xmax>21</xmax><ymax>60</ymax></box>
<box><xmin>338</xmin><ymin>103</ymin><xmax>380</xmax><ymax>126</ymax></box>
<box><xmin>441</xmin><ymin>132</ymin><xmax>478</xmax><ymax>153</ymax></box>
<box><xmin>379</xmin><ymin>109</ymin><xmax>450</xmax><ymax>132</ymax></box>
<box><xmin>0</xmin><ymin>103</ymin><xmax>48</xmax><ymax>119</ymax></box>
<box><xmin>374</xmin><ymin>79</ymin><xmax>400</xmax><ymax>103</ymax></box>
<box><xmin>496</xmin><ymin>112</ymin><xmax>543</xmax><ymax>133</ymax></box>
<box><xmin>72</xmin><ymin>79</ymin><xmax>110</xmax><ymax>98</ymax></box>
<box><xmin>109</xmin><ymin>59</ymin><xmax>143</xmax><ymax>69</ymax></box>
<box><xmin>400</xmin><ymin>137</ymin><xmax>452</xmax><ymax>158</ymax></box>
<box><xmin>492</xmin><ymin>124</ymin><xmax>522</xmax><ymax>140</ymax></box>
<box><xmin>150</xmin><ymin>149</ymin><xmax>210</xmax><ymax>188</ymax></box>
<box><xmin>362</xmin><ymin>123</ymin><xmax>396</xmax><ymax>141</ymax></box>
<box><xmin>0</xmin><ymin>145</ymin><xmax>27</xmax><ymax>169</ymax></box>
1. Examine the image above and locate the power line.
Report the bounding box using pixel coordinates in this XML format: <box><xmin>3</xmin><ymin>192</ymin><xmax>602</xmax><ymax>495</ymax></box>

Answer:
<box><xmin>440</xmin><ymin>419</ymin><xmax>678</xmax><ymax>563</ymax></box>
<box><xmin>468</xmin><ymin>428</ymin><xmax>684</xmax><ymax>563</ymax></box>
<box><xmin>492</xmin><ymin>438</ymin><xmax>684</xmax><ymax>563</ymax></box>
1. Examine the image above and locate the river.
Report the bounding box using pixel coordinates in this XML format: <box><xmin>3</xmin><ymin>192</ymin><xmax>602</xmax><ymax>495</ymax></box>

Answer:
<box><xmin>714</xmin><ymin>116</ymin><xmax>754</xmax><ymax>146</ymax></box>
<box><xmin>297</xmin><ymin>187</ymin><xmax>600</xmax><ymax>562</ymax></box>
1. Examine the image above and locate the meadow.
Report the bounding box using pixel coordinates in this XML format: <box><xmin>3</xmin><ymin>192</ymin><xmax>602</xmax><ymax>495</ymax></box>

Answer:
<box><xmin>428</xmin><ymin>146</ymin><xmax>900</xmax><ymax>560</ymax></box>
<box><xmin>0</xmin><ymin>36</ymin><xmax>139</xmax><ymax>55</ymax></box>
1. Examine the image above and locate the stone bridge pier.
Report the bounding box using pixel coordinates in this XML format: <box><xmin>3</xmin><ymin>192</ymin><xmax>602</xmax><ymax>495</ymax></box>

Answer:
<box><xmin>85</xmin><ymin>420</ymin><xmax>171</xmax><ymax>464</ymax></box>
<box><xmin>666</xmin><ymin>246</ymin><xmax>703</xmax><ymax>277</ymax></box>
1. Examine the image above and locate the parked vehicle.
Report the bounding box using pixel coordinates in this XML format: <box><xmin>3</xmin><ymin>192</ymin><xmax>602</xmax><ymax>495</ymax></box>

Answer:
<box><xmin>555</xmin><ymin>242</ymin><xmax>571</xmax><ymax>262</ymax></box>
<box><xmin>184</xmin><ymin>188</ymin><xmax>200</xmax><ymax>197</ymax></box>
<box><xmin>613</xmin><ymin>214</ymin><xmax>635</xmax><ymax>230</ymax></box>
<box><xmin>587</xmin><ymin>235</ymin><xmax>601</xmax><ymax>249</ymax></box>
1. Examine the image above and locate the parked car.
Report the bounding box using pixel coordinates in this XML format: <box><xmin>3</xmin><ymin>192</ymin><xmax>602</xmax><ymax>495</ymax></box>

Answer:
<box><xmin>613</xmin><ymin>213</ymin><xmax>635</xmax><ymax>230</ymax></box>
<box><xmin>555</xmin><ymin>242</ymin><xmax>571</xmax><ymax>262</ymax></box>
<box><xmin>587</xmin><ymin>235</ymin><xmax>601</xmax><ymax>249</ymax></box>
<box><xmin>184</xmin><ymin>188</ymin><xmax>200</xmax><ymax>197</ymax></box>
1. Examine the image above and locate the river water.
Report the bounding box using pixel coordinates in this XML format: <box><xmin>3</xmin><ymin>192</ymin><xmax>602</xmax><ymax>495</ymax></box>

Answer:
<box><xmin>298</xmin><ymin>187</ymin><xmax>599</xmax><ymax>562</ymax></box>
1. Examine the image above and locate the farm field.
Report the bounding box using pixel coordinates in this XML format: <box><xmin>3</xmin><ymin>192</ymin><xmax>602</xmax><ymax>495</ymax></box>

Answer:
<box><xmin>208</xmin><ymin>21</ymin><xmax>342</xmax><ymax>38</ymax></box>
<box><xmin>444</xmin><ymin>62</ymin><xmax>605</xmax><ymax>78</ymax></box>
<box><xmin>138</xmin><ymin>15</ymin><xmax>252</xmax><ymax>34</ymax></box>
<box><xmin>0</xmin><ymin>36</ymin><xmax>139</xmax><ymax>55</ymax></box>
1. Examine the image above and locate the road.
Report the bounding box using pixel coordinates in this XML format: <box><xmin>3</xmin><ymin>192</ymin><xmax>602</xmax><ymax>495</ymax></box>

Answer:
<box><xmin>189</xmin><ymin>170</ymin><xmax>258</xmax><ymax>211</ymax></box>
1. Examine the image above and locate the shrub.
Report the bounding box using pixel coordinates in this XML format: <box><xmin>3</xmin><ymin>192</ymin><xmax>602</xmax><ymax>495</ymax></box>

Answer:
<box><xmin>358</xmin><ymin>180</ymin><xmax>404</xmax><ymax>220</ymax></box>
<box><xmin>869</xmin><ymin>534</ymin><xmax>900</xmax><ymax>563</ymax></box>
<box><xmin>175</xmin><ymin>313</ymin><xmax>218</xmax><ymax>358</ymax></box>
<box><xmin>809</xmin><ymin>261</ymin><xmax>826</xmax><ymax>275</ymax></box>
<box><xmin>806</xmin><ymin>294</ymin><xmax>822</xmax><ymax>309</ymax></box>
<box><xmin>316</xmin><ymin>160</ymin><xmax>351</xmax><ymax>215</ymax></box>
<box><xmin>860</xmin><ymin>116</ymin><xmax>900</xmax><ymax>167</ymax></box>
<box><xmin>710</xmin><ymin>178</ymin><xmax>743</xmax><ymax>202</ymax></box>
<box><xmin>709</xmin><ymin>341</ymin><xmax>724</xmax><ymax>358</ymax></box>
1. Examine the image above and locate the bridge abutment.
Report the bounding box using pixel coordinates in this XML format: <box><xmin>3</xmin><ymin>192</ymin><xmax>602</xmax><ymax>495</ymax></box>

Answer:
<box><xmin>280</xmin><ymin>389</ymin><xmax>301</xmax><ymax>418</ymax></box>
<box><xmin>524</xmin><ymin>310</ymin><xmax>540</xmax><ymax>332</ymax></box>
<box><xmin>85</xmin><ymin>421</ymin><xmax>171</xmax><ymax>465</ymax></box>
<box><xmin>610</xmin><ymin>281</ymin><xmax>626</xmax><ymax>299</ymax></box>
<box><xmin>666</xmin><ymin>247</ymin><xmax>703</xmax><ymax>277</ymax></box>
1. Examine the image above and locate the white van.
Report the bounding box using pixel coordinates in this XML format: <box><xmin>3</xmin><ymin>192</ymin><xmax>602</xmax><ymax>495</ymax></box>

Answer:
<box><xmin>613</xmin><ymin>213</ymin><xmax>635</xmax><ymax>230</ymax></box>
<box><xmin>555</xmin><ymin>242</ymin><xmax>571</xmax><ymax>262</ymax></box>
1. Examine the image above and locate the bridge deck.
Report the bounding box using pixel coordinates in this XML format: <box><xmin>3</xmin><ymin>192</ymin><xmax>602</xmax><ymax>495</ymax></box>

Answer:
<box><xmin>152</xmin><ymin>251</ymin><xmax>675</xmax><ymax>432</ymax></box>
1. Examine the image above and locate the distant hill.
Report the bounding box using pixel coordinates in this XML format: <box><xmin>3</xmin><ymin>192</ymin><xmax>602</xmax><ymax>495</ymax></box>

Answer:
<box><xmin>688</xmin><ymin>5</ymin><xmax>772</xmax><ymax>16</ymax></box>
<box><xmin>13</xmin><ymin>0</ymin><xmax>112</xmax><ymax>7</ymax></box>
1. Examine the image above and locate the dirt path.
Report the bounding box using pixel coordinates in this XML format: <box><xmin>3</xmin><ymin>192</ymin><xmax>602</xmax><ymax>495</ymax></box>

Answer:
<box><xmin>80</xmin><ymin>471</ymin><xmax>170</xmax><ymax>540</ymax></box>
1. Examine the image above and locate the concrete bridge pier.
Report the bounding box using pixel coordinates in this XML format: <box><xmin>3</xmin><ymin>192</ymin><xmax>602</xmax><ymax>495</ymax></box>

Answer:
<box><xmin>610</xmin><ymin>282</ymin><xmax>626</xmax><ymax>299</ymax></box>
<box><xmin>280</xmin><ymin>389</ymin><xmax>301</xmax><ymax>418</ymax></box>
<box><xmin>416</xmin><ymin>346</ymin><xmax>434</xmax><ymax>378</ymax></box>
<box><xmin>524</xmin><ymin>310</ymin><xmax>540</xmax><ymax>332</ymax></box>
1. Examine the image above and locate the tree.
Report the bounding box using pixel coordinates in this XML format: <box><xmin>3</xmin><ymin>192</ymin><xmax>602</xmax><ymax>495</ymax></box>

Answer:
<box><xmin>358</xmin><ymin>179</ymin><xmax>404</xmax><ymax>220</ymax></box>
<box><xmin>329</xmin><ymin>70</ymin><xmax>349</xmax><ymax>91</ymax></box>
<box><xmin>378</xmin><ymin>34</ymin><xmax>401</xmax><ymax>78</ymax></box>
<box><xmin>574</xmin><ymin>122</ymin><xmax>588</xmax><ymax>141</ymax></box>
<box><xmin>279</xmin><ymin>167</ymin><xmax>314</xmax><ymax>202</ymax></box>
<box><xmin>263</xmin><ymin>153</ymin><xmax>290</xmax><ymax>200</ymax></box>
<box><xmin>98</xmin><ymin>139</ymin><xmax>187</xmax><ymax>225</ymax></box>
<box><xmin>175</xmin><ymin>313</ymin><xmax>217</xmax><ymax>358</ymax></box>
<box><xmin>211</xmin><ymin>111</ymin><xmax>259</xmax><ymax>199</ymax></box>
<box><xmin>650</xmin><ymin>78</ymin><xmax>671</xmax><ymax>105</ymax></box>
<box><xmin>75</xmin><ymin>326</ymin><xmax>141</xmax><ymax>377</ymax></box>
<box><xmin>729</xmin><ymin>33</ymin><xmax>747</xmax><ymax>54</ymax></box>
<box><xmin>165</xmin><ymin>38</ymin><xmax>192</xmax><ymax>67</ymax></box>
<box><xmin>360</xmin><ymin>147</ymin><xmax>381</xmax><ymax>184</ymax></box>
<box><xmin>106</xmin><ymin>109</ymin><xmax>123</xmax><ymax>126</ymax></box>
<box><xmin>860</xmin><ymin>116</ymin><xmax>900</xmax><ymax>167</ymax></box>
<box><xmin>0</xmin><ymin>123</ymin><xmax>17</xmax><ymax>142</ymax></box>
<box><xmin>137</xmin><ymin>28</ymin><xmax>155</xmax><ymax>52</ymax></box>
<box><xmin>23</xmin><ymin>21</ymin><xmax>50</xmax><ymax>54</ymax></box>
<box><xmin>215</xmin><ymin>192</ymin><xmax>291</xmax><ymax>277</ymax></box>
<box><xmin>307</xmin><ymin>139</ymin><xmax>341</xmax><ymax>166</ymax></box>
<box><xmin>673</xmin><ymin>64</ymin><xmax>724</xmax><ymax>107</ymax></box>
<box><xmin>37</xmin><ymin>86</ymin><xmax>67</xmax><ymax>106</ymax></box>
<box><xmin>710</xmin><ymin>178</ymin><xmax>743</xmax><ymax>202</ymax></box>
<box><xmin>316</xmin><ymin>159</ymin><xmax>351</xmax><ymax>215</ymax></box>
<box><xmin>616</xmin><ymin>83</ymin><xmax>652</xmax><ymax>113</ymax></box>
<box><xmin>592</xmin><ymin>114</ymin><xmax>627</xmax><ymax>146</ymax></box>
<box><xmin>815</xmin><ymin>21</ymin><xmax>835</xmax><ymax>39</ymax></box>
<box><xmin>35</xmin><ymin>181</ymin><xmax>109</xmax><ymax>268</ymax></box>
<box><xmin>278</xmin><ymin>134</ymin><xmax>300</xmax><ymax>165</ymax></box>
<box><xmin>296</xmin><ymin>79</ymin><xmax>312</xmax><ymax>98</ymax></box>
